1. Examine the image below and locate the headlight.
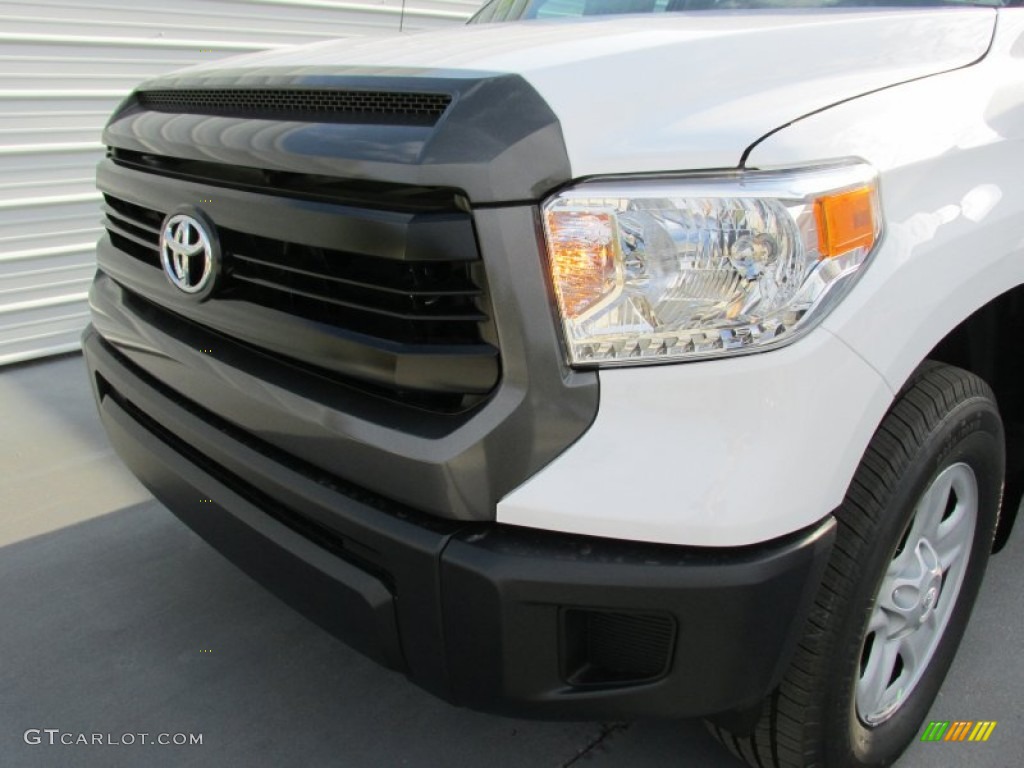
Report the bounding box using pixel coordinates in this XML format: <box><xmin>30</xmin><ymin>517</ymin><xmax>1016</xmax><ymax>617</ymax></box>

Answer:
<box><xmin>542</xmin><ymin>161</ymin><xmax>881</xmax><ymax>366</ymax></box>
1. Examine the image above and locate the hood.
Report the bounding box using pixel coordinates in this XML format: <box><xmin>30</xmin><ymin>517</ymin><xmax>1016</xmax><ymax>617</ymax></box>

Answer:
<box><xmin>167</xmin><ymin>8</ymin><xmax>996</xmax><ymax>176</ymax></box>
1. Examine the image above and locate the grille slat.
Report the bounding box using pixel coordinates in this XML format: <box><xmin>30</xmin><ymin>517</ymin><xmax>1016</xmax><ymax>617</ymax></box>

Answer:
<box><xmin>103</xmin><ymin>195</ymin><xmax>163</xmax><ymax>231</ymax></box>
<box><xmin>101</xmin><ymin>203</ymin><xmax>161</xmax><ymax>238</ymax></box>
<box><xmin>230</xmin><ymin>274</ymin><xmax>487</xmax><ymax>324</ymax></box>
<box><xmin>230</xmin><ymin>252</ymin><xmax>482</xmax><ymax>299</ymax></box>
<box><xmin>108</xmin><ymin>231</ymin><xmax>159</xmax><ymax>268</ymax></box>
<box><xmin>104</xmin><ymin>215</ymin><xmax>160</xmax><ymax>255</ymax></box>
<box><xmin>136</xmin><ymin>88</ymin><xmax>453</xmax><ymax>126</ymax></box>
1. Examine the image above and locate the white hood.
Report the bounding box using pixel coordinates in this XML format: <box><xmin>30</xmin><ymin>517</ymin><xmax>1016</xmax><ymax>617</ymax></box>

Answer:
<box><xmin>175</xmin><ymin>9</ymin><xmax>995</xmax><ymax>176</ymax></box>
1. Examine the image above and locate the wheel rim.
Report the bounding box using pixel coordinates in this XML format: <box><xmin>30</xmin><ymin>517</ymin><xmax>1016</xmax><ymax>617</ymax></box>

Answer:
<box><xmin>855</xmin><ymin>462</ymin><xmax>978</xmax><ymax>726</ymax></box>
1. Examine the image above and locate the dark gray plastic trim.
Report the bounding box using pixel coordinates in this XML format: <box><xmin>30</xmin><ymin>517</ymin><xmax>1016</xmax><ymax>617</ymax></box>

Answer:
<box><xmin>89</xmin><ymin>205</ymin><xmax>598</xmax><ymax>521</ymax></box>
<box><xmin>105</xmin><ymin>70</ymin><xmax>573</xmax><ymax>204</ymax></box>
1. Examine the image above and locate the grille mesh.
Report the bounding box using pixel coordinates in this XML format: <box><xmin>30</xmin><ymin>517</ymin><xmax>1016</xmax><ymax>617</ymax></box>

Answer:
<box><xmin>136</xmin><ymin>88</ymin><xmax>452</xmax><ymax>125</ymax></box>
<box><xmin>563</xmin><ymin>609</ymin><xmax>675</xmax><ymax>685</ymax></box>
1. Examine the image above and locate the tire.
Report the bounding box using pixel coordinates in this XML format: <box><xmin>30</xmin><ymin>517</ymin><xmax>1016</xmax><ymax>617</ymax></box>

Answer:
<box><xmin>708</xmin><ymin>361</ymin><xmax>1004</xmax><ymax>768</ymax></box>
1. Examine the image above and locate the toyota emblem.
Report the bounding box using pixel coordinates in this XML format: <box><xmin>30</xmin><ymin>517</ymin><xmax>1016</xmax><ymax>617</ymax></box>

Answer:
<box><xmin>159</xmin><ymin>212</ymin><xmax>219</xmax><ymax>297</ymax></box>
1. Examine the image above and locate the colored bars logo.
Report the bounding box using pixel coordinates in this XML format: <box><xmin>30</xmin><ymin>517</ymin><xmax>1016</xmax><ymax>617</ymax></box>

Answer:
<box><xmin>921</xmin><ymin>721</ymin><xmax>997</xmax><ymax>742</ymax></box>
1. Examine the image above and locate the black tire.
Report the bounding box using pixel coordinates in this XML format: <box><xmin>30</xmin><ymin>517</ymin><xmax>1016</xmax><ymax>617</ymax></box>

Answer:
<box><xmin>708</xmin><ymin>361</ymin><xmax>1004</xmax><ymax>767</ymax></box>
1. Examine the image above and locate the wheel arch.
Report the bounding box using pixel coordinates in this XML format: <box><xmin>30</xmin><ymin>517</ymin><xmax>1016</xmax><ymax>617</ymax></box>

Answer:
<box><xmin>919</xmin><ymin>284</ymin><xmax>1024</xmax><ymax>551</ymax></box>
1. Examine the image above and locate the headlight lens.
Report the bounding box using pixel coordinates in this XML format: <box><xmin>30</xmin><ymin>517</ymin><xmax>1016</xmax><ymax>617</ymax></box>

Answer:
<box><xmin>542</xmin><ymin>162</ymin><xmax>880</xmax><ymax>366</ymax></box>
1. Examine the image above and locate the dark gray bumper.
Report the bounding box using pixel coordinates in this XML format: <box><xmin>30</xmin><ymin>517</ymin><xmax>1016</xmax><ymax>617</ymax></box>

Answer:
<box><xmin>84</xmin><ymin>326</ymin><xmax>835</xmax><ymax>719</ymax></box>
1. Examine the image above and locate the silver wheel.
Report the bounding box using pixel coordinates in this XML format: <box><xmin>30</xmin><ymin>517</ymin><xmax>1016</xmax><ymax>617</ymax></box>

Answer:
<box><xmin>856</xmin><ymin>462</ymin><xmax>978</xmax><ymax>725</ymax></box>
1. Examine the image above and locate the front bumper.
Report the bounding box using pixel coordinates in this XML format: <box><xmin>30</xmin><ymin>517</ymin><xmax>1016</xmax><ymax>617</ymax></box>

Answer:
<box><xmin>84</xmin><ymin>326</ymin><xmax>835</xmax><ymax>719</ymax></box>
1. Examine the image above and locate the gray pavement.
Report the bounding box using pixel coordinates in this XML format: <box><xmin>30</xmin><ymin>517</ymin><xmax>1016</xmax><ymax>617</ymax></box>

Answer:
<box><xmin>1</xmin><ymin>354</ymin><xmax>1021</xmax><ymax>768</ymax></box>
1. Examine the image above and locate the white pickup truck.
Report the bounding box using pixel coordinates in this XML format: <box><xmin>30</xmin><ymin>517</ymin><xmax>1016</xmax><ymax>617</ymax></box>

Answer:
<box><xmin>84</xmin><ymin>3</ymin><xmax>1023</xmax><ymax>766</ymax></box>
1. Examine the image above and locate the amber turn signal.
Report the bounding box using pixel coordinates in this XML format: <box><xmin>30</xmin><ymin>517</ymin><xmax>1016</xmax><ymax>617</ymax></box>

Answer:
<box><xmin>814</xmin><ymin>185</ymin><xmax>879</xmax><ymax>259</ymax></box>
<box><xmin>545</xmin><ymin>210</ymin><xmax>620</xmax><ymax>319</ymax></box>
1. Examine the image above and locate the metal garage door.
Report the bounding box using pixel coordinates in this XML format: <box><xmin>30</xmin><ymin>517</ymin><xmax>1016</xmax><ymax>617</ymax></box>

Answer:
<box><xmin>0</xmin><ymin>0</ymin><xmax>477</xmax><ymax>366</ymax></box>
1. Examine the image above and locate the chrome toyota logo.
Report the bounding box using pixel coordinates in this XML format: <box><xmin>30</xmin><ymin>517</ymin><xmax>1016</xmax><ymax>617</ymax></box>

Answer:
<box><xmin>160</xmin><ymin>212</ymin><xmax>217</xmax><ymax>295</ymax></box>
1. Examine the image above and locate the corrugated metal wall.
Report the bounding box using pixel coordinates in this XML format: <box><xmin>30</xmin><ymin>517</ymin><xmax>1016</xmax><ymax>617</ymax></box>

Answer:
<box><xmin>0</xmin><ymin>0</ymin><xmax>478</xmax><ymax>366</ymax></box>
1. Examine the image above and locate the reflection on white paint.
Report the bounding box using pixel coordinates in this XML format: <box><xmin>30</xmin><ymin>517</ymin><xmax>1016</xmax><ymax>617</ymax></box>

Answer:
<box><xmin>961</xmin><ymin>184</ymin><xmax>1003</xmax><ymax>223</ymax></box>
<box><xmin>901</xmin><ymin>204</ymin><xmax>961</xmax><ymax>249</ymax></box>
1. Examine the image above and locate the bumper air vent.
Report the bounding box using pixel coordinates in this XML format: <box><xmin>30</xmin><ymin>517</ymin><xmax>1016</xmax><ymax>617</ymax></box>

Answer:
<box><xmin>562</xmin><ymin>609</ymin><xmax>676</xmax><ymax>686</ymax></box>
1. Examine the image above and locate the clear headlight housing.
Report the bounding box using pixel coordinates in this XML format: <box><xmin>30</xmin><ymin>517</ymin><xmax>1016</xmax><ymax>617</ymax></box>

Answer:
<box><xmin>542</xmin><ymin>162</ymin><xmax>881</xmax><ymax>366</ymax></box>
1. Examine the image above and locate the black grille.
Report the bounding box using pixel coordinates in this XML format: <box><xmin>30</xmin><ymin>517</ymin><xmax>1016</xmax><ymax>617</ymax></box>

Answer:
<box><xmin>101</xmin><ymin>194</ymin><xmax>487</xmax><ymax>347</ymax></box>
<box><xmin>136</xmin><ymin>88</ymin><xmax>452</xmax><ymax>125</ymax></box>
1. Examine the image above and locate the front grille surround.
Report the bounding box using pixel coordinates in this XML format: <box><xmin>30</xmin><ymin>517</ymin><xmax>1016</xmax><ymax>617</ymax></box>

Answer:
<box><xmin>98</xmin><ymin>146</ymin><xmax>501</xmax><ymax>408</ymax></box>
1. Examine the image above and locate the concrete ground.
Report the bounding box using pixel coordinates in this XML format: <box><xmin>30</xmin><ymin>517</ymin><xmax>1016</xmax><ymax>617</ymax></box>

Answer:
<box><xmin>1</xmin><ymin>353</ymin><xmax>1021</xmax><ymax>768</ymax></box>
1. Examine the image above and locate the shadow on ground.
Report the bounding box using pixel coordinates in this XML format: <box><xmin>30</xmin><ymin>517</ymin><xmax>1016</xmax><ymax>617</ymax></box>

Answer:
<box><xmin>0</xmin><ymin>501</ymin><xmax>730</xmax><ymax>768</ymax></box>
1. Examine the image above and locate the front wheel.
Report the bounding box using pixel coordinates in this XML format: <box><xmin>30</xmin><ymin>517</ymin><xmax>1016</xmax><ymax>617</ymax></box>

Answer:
<box><xmin>710</xmin><ymin>362</ymin><xmax>1004</xmax><ymax>767</ymax></box>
